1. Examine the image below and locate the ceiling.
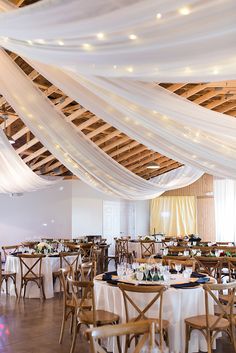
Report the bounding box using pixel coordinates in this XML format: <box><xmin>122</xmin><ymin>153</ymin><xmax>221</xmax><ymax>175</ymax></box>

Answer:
<box><xmin>0</xmin><ymin>0</ymin><xmax>235</xmax><ymax>180</ymax></box>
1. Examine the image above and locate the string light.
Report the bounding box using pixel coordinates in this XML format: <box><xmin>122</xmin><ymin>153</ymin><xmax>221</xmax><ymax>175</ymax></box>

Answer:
<box><xmin>35</xmin><ymin>39</ymin><xmax>46</xmax><ymax>44</ymax></box>
<box><xmin>178</xmin><ymin>7</ymin><xmax>191</xmax><ymax>15</ymax></box>
<box><xmin>129</xmin><ymin>34</ymin><xmax>138</xmax><ymax>40</ymax></box>
<box><xmin>82</xmin><ymin>43</ymin><xmax>92</xmax><ymax>50</ymax></box>
<box><xmin>96</xmin><ymin>32</ymin><xmax>105</xmax><ymax>40</ymax></box>
<box><xmin>213</xmin><ymin>67</ymin><xmax>219</xmax><ymax>75</ymax></box>
<box><xmin>57</xmin><ymin>40</ymin><xmax>64</xmax><ymax>46</ymax></box>
<box><xmin>156</xmin><ymin>13</ymin><xmax>162</xmax><ymax>19</ymax></box>
<box><xmin>126</xmin><ymin>66</ymin><xmax>134</xmax><ymax>73</ymax></box>
<box><xmin>27</xmin><ymin>40</ymin><xmax>33</xmax><ymax>45</ymax></box>
<box><xmin>113</xmin><ymin>65</ymin><xmax>117</xmax><ymax>69</ymax></box>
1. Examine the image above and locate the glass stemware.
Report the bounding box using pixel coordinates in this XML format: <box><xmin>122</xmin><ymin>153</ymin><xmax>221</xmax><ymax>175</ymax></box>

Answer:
<box><xmin>150</xmin><ymin>267</ymin><xmax>156</xmax><ymax>282</ymax></box>
<box><xmin>175</xmin><ymin>263</ymin><xmax>182</xmax><ymax>275</ymax></box>
<box><xmin>136</xmin><ymin>270</ymin><xmax>144</xmax><ymax>282</ymax></box>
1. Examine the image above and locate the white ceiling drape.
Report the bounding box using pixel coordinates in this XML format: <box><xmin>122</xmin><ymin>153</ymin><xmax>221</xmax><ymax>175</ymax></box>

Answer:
<box><xmin>0</xmin><ymin>49</ymin><xmax>203</xmax><ymax>199</ymax></box>
<box><xmin>0</xmin><ymin>128</ymin><xmax>58</xmax><ymax>193</ymax></box>
<box><xmin>27</xmin><ymin>63</ymin><xmax>236</xmax><ymax>178</ymax></box>
<box><xmin>0</xmin><ymin>0</ymin><xmax>235</xmax><ymax>82</ymax></box>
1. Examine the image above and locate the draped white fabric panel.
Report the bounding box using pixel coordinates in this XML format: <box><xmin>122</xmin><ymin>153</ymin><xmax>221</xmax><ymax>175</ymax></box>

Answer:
<box><xmin>0</xmin><ymin>0</ymin><xmax>235</xmax><ymax>82</ymax></box>
<box><xmin>0</xmin><ymin>49</ymin><xmax>203</xmax><ymax>199</ymax></box>
<box><xmin>213</xmin><ymin>178</ymin><xmax>236</xmax><ymax>243</ymax></box>
<box><xmin>29</xmin><ymin>63</ymin><xmax>236</xmax><ymax>178</ymax></box>
<box><xmin>0</xmin><ymin>128</ymin><xmax>58</xmax><ymax>193</ymax></box>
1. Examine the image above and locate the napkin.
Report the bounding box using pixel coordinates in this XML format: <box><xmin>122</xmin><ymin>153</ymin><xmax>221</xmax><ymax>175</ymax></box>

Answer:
<box><xmin>102</xmin><ymin>271</ymin><xmax>117</xmax><ymax>281</ymax></box>
<box><xmin>191</xmin><ymin>272</ymin><xmax>207</xmax><ymax>278</ymax></box>
<box><xmin>171</xmin><ymin>282</ymin><xmax>200</xmax><ymax>289</ymax></box>
<box><xmin>196</xmin><ymin>277</ymin><xmax>210</xmax><ymax>284</ymax></box>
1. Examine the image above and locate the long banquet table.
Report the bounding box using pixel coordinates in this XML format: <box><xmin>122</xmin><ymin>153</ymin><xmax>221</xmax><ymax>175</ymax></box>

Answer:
<box><xmin>94</xmin><ymin>279</ymin><xmax>215</xmax><ymax>353</ymax></box>
<box><xmin>5</xmin><ymin>254</ymin><xmax>79</xmax><ymax>299</ymax></box>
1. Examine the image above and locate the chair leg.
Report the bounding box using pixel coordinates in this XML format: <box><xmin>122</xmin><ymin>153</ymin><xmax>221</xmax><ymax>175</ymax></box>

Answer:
<box><xmin>18</xmin><ymin>281</ymin><xmax>23</xmax><ymax>302</ymax></box>
<box><xmin>5</xmin><ymin>277</ymin><xmax>9</xmax><ymax>295</ymax></box>
<box><xmin>230</xmin><ymin>324</ymin><xmax>236</xmax><ymax>353</ymax></box>
<box><xmin>41</xmin><ymin>279</ymin><xmax>46</xmax><ymax>300</ymax></box>
<box><xmin>59</xmin><ymin>307</ymin><xmax>67</xmax><ymax>344</ymax></box>
<box><xmin>185</xmin><ymin>323</ymin><xmax>190</xmax><ymax>353</ymax></box>
<box><xmin>206</xmin><ymin>329</ymin><xmax>212</xmax><ymax>353</ymax></box>
<box><xmin>13</xmin><ymin>275</ymin><xmax>18</xmax><ymax>297</ymax></box>
<box><xmin>70</xmin><ymin>317</ymin><xmax>80</xmax><ymax>353</ymax></box>
<box><xmin>69</xmin><ymin>311</ymin><xmax>74</xmax><ymax>334</ymax></box>
<box><xmin>23</xmin><ymin>282</ymin><xmax>27</xmax><ymax>299</ymax></box>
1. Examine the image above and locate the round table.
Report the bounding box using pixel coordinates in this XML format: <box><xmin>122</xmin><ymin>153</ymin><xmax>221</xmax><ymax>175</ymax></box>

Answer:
<box><xmin>94</xmin><ymin>279</ymin><xmax>215</xmax><ymax>353</ymax></box>
<box><xmin>5</xmin><ymin>254</ymin><xmax>78</xmax><ymax>299</ymax></box>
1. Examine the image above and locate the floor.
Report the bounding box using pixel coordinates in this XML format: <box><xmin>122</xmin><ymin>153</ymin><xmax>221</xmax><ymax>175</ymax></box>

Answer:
<box><xmin>0</xmin><ymin>294</ymin><xmax>234</xmax><ymax>353</ymax></box>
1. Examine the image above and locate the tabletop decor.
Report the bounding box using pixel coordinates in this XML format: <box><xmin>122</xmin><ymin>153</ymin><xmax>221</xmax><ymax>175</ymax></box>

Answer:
<box><xmin>35</xmin><ymin>242</ymin><xmax>52</xmax><ymax>254</ymax></box>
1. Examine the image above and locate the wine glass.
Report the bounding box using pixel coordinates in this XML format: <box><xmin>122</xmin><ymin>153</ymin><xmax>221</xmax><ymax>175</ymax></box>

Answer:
<box><xmin>144</xmin><ymin>266</ymin><xmax>150</xmax><ymax>282</ymax></box>
<box><xmin>175</xmin><ymin>263</ymin><xmax>182</xmax><ymax>275</ymax></box>
<box><xmin>150</xmin><ymin>266</ymin><xmax>156</xmax><ymax>282</ymax></box>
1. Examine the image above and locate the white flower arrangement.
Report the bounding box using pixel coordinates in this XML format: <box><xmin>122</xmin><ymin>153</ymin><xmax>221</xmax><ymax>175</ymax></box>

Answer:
<box><xmin>35</xmin><ymin>242</ymin><xmax>52</xmax><ymax>254</ymax></box>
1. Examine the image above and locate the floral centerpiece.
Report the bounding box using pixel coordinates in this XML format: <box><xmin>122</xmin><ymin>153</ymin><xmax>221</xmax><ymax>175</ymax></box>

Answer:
<box><xmin>35</xmin><ymin>242</ymin><xmax>52</xmax><ymax>254</ymax></box>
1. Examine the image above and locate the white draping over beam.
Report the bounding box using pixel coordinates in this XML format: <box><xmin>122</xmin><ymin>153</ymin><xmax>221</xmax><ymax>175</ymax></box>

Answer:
<box><xmin>0</xmin><ymin>49</ymin><xmax>203</xmax><ymax>199</ymax></box>
<box><xmin>0</xmin><ymin>128</ymin><xmax>58</xmax><ymax>193</ymax></box>
<box><xmin>28</xmin><ymin>63</ymin><xmax>236</xmax><ymax>178</ymax></box>
<box><xmin>0</xmin><ymin>0</ymin><xmax>235</xmax><ymax>82</ymax></box>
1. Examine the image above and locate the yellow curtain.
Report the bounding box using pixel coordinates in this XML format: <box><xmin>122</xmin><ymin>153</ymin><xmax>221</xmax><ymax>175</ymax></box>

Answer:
<box><xmin>150</xmin><ymin>196</ymin><xmax>197</xmax><ymax>236</ymax></box>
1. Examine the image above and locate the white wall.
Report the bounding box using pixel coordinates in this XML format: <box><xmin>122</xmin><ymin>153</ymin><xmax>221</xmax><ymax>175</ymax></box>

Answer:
<box><xmin>0</xmin><ymin>179</ymin><xmax>150</xmax><ymax>247</ymax></box>
<box><xmin>0</xmin><ymin>180</ymin><xmax>72</xmax><ymax>247</ymax></box>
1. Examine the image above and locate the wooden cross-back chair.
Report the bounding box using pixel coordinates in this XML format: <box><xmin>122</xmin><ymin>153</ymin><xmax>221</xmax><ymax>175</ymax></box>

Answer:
<box><xmin>18</xmin><ymin>254</ymin><xmax>46</xmax><ymax>301</ymax></box>
<box><xmin>79</xmin><ymin>242</ymin><xmax>94</xmax><ymax>261</ymax></box>
<box><xmin>58</xmin><ymin>269</ymin><xmax>92</xmax><ymax>345</ymax></box>
<box><xmin>117</xmin><ymin>239</ymin><xmax>133</xmax><ymax>264</ymax></box>
<box><xmin>194</xmin><ymin>257</ymin><xmax>221</xmax><ymax>281</ymax></box>
<box><xmin>68</xmin><ymin>277</ymin><xmax>119</xmax><ymax>353</ymax></box>
<box><xmin>118</xmin><ymin>283</ymin><xmax>169</xmax><ymax>353</ymax></box>
<box><xmin>219</xmin><ymin>258</ymin><xmax>236</xmax><ymax>304</ymax></box>
<box><xmin>185</xmin><ymin>281</ymin><xmax>236</xmax><ymax>353</ymax></box>
<box><xmin>167</xmin><ymin>258</ymin><xmax>196</xmax><ymax>271</ymax></box>
<box><xmin>53</xmin><ymin>252</ymin><xmax>81</xmax><ymax>292</ymax></box>
<box><xmin>0</xmin><ymin>253</ymin><xmax>17</xmax><ymax>297</ymax></box>
<box><xmin>2</xmin><ymin>244</ymin><xmax>20</xmax><ymax>263</ymax></box>
<box><xmin>86</xmin><ymin>320</ymin><xmax>157</xmax><ymax>353</ymax></box>
<box><xmin>140</xmin><ymin>241</ymin><xmax>155</xmax><ymax>258</ymax></box>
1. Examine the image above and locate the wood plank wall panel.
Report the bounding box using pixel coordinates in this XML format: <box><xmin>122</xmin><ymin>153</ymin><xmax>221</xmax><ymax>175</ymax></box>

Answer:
<box><xmin>163</xmin><ymin>174</ymin><xmax>215</xmax><ymax>241</ymax></box>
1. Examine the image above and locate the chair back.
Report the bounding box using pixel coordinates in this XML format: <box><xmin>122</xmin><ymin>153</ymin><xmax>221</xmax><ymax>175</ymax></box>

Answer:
<box><xmin>168</xmin><ymin>258</ymin><xmax>196</xmax><ymax>271</ymax></box>
<box><xmin>68</xmin><ymin>277</ymin><xmax>96</xmax><ymax>325</ymax></box>
<box><xmin>18</xmin><ymin>254</ymin><xmax>45</xmax><ymax>279</ymax></box>
<box><xmin>2</xmin><ymin>244</ymin><xmax>20</xmax><ymax>261</ymax></box>
<box><xmin>86</xmin><ymin>320</ymin><xmax>156</xmax><ymax>353</ymax></box>
<box><xmin>140</xmin><ymin>241</ymin><xmax>155</xmax><ymax>258</ymax></box>
<box><xmin>194</xmin><ymin>256</ymin><xmax>221</xmax><ymax>280</ymax></box>
<box><xmin>59</xmin><ymin>252</ymin><xmax>81</xmax><ymax>273</ymax></box>
<box><xmin>203</xmin><ymin>281</ymin><xmax>236</xmax><ymax>331</ymax></box>
<box><xmin>80</xmin><ymin>261</ymin><xmax>96</xmax><ymax>281</ymax></box>
<box><xmin>79</xmin><ymin>242</ymin><xmax>94</xmax><ymax>261</ymax></box>
<box><xmin>118</xmin><ymin>283</ymin><xmax>165</xmax><ymax>323</ymax></box>
<box><xmin>224</xmin><ymin>257</ymin><xmax>236</xmax><ymax>282</ymax></box>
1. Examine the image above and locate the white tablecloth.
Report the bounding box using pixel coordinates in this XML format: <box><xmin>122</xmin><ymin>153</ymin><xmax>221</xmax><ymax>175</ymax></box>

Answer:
<box><xmin>94</xmin><ymin>279</ymin><xmax>215</xmax><ymax>353</ymax></box>
<box><xmin>129</xmin><ymin>241</ymin><xmax>162</xmax><ymax>258</ymax></box>
<box><xmin>5</xmin><ymin>254</ymin><xmax>78</xmax><ymax>299</ymax></box>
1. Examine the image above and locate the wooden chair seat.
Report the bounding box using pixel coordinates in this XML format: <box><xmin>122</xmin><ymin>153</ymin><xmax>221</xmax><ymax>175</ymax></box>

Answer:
<box><xmin>129</xmin><ymin>317</ymin><xmax>169</xmax><ymax>330</ymax></box>
<box><xmin>185</xmin><ymin>314</ymin><xmax>229</xmax><ymax>330</ymax></box>
<box><xmin>2</xmin><ymin>271</ymin><xmax>16</xmax><ymax>277</ymax></box>
<box><xmin>79</xmin><ymin>309</ymin><xmax>119</xmax><ymax>325</ymax></box>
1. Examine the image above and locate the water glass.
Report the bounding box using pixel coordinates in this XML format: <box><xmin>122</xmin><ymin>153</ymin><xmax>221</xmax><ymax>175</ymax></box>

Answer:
<box><xmin>136</xmin><ymin>270</ymin><xmax>144</xmax><ymax>282</ymax></box>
